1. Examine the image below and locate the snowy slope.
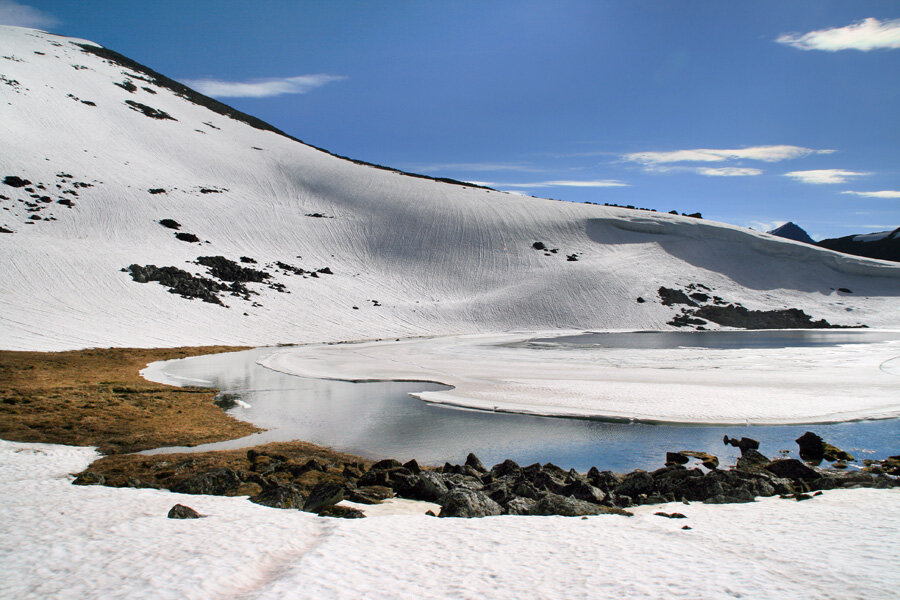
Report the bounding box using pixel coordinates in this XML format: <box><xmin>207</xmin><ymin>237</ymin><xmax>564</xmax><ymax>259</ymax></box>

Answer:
<box><xmin>1</xmin><ymin>25</ymin><xmax>899</xmax><ymax>351</ymax></box>
<box><xmin>4</xmin><ymin>439</ymin><xmax>900</xmax><ymax>599</ymax></box>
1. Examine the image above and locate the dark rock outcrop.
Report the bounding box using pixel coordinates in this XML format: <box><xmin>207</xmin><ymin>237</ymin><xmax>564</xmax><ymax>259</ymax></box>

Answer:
<box><xmin>167</xmin><ymin>504</ymin><xmax>201</xmax><ymax>519</ymax></box>
<box><xmin>170</xmin><ymin>468</ymin><xmax>243</xmax><ymax>495</ymax></box>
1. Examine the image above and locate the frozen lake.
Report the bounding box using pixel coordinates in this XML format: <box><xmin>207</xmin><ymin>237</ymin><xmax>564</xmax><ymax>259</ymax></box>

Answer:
<box><xmin>142</xmin><ymin>331</ymin><xmax>900</xmax><ymax>472</ymax></box>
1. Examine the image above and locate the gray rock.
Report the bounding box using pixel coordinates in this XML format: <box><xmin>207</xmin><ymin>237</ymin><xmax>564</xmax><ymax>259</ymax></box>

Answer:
<box><xmin>564</xmin><ymin>479</ymin><xmax>606</xmax><ymax>504</ymax></box>
<box><xmin>347</xmin><ymin>485</ymin><xmax>394</xmax><ymax>504</ymax></box>
<box><xmin>766</xmin><ymin>459</ymin><xmax>819</xmax><ymax>481</ymax></box>
<box><xmin>439</xmin><ymin>489</ymin><xmax>502</xmax><ymax>518</ymax></box>
<box><xmin>736</xmin><ymin>449</ymin><xmax>771</xmax><ymax>471</ymax></box>
<box><xmin>303</xmin><ymin>482</ymin><xmax>345</xmax><ymax>513</ymax></box>
<box><xmin>410</xmin><ymin>471</ymin><xmax>449</xmax><ymax>502</ymax></box>
<box><xmin>250</xmin><ymin>484</ymin><xmax>306</xmax><ymax>509</ymax></box>
<box><xmin>167</xmin><ymin>504</ymin><xmax>201</xmax><ymax>519</ymax></box>
<box><xmin>490</xmin><ymin>459</ymin><xmax>521</xmax><ymax>479</ymax></box>
<box><xmin>616</xmin><ymin>470</ymin><xmax>654</xmax><ymax>498</ymax></box>
<box><xmin>317</xmin><ymin>504</ymin><xmax>366</xmax><ymax>519</ymax></box>
<box><xmin>529</xmin><ymin>493</ymin><xmax>632</xmax><ymax>517</ymax></box>
<box><xmin>465</xmin><ymin>453</ymin><xmax>487</xmax><ymax>473</ymax></box>
<box><xmin>170</xmin><ymin>468</ymin><xmax>242</xmax><ymax>496</ymax></box>
<box><xmin>72</xmin><ymin>471</ymin><xmax>105</xmax><ymax>486</ymax></box>
<box><xmin>504</xmin><ymin>497</ymin><xmax>537</xmax><ymax>515</ymax></box>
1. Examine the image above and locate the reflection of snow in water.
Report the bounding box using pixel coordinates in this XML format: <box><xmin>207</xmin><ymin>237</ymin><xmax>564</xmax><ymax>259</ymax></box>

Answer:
<box><xmin>141</xmin><ymin>342</ymin><xmax>900</xmax><ymax>472</ymax></box>
<box><xmin>259</xmin><ymin>330</ymin><xmax>900</xmax><ymax>425</ymax></box>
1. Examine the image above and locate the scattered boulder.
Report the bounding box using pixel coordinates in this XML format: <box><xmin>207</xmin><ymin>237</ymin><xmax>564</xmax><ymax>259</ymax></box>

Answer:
<box><xmin>125</xmin><ymin>100</ymin><xmax>176</xmax><ymax>120</ymax></box>
<box><xmin>170</xmin><ymin>468</ymin><xmax>243</xmax><ymax>495</ymax></box>
<box><xmin>408</xmin><ymin>471</ymin><xmax>449</xmax><ymax>502</ymax></box>
<box><xmin>167</xmin><ymin>504</ymin><xmax>201</xmax><ymax>519</ymax></box>
<box><xmin>464</xmin><ymin>453</ymin><xmax>487</xmax><ymax>473</ymax></box>
<box><xmin>680</xmin><ymin>451</ymin><xmax>719</xmax><ymax>470</ymax></box>
<box><xmin>317</xmin><ymin>504</ymin><xmax>366</xmax><ymax>519</ymax></box>
<box><xmin>3</xmin><ymin>175</ymin><xmax>31</xmax><ymax>188</ymax></box>
<box><xmin>72</xmin><ymin>471</ymin><xmax>105</xmax><ymax>486</ymax></box>
<box><xmin>795</xmin><ymin>431</ymin><xmax>854</xmax><ymax>464</ymax></box>
<box><xmin>765</xmin><ymin>459</ymin><xmax>819</xmax><ymax>481</ymax></box>
<box><xmin>735</xmin><ymin>449</ymin><xmax>771</xmax><ymax>472</ymax></box>
<box><xmin>658</xmin><ymin>287</ymin><xmax>698</xmax><ymax>307</ymax></box>
<box><xmin>303</xmin><ymin>482</ymin><xmax>345</xmax><ymax>513</ymax></box>
<box><xmin>723</xmin><ymin>436</ymin><xmax>760</xmax><ymax>453</ymax></box>
<box><xmin>504</xmin><ymin>497</ymin><xmax>537</xmax><ymax>515</ymax></box>
<box><xmin>439</xmin><ymin>489</ymin><xmax>502</xmax><ymax>518</ymax></box>
<box><xmin>530</xmin><ymin>493</ymin><xmax>632</xmax><ymax>517</ymax></box>
<box><xmin>158</xmin><ymin>218</ymin><xmax>180</xmax><ymax>229</ymax></box>
<box><xmin>347</xmin><ymin>485</ymin><xmax>393</xmax><ymax>505</ymax></box>
<box><xmin>250</xmin><ymin>484</ymin><xmax>306</xmax><ymax>509</ymax></box>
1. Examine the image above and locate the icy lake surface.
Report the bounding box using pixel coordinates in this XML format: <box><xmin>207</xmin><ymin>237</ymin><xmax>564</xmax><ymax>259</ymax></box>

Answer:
<box><xmin>520</xmin><ymin>329</ymin><xmax>900</xmax><ymax>350</ymax></box>
<box><xmin>142</xmin><ymin>331</ymin><xmax>900</xmax><ymax>472</ymax></box>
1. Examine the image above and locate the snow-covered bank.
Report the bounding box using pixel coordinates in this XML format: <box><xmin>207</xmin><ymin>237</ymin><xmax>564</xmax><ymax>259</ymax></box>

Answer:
<box><xmin>2</xmin><ymin>25</ymin><xmax>899</xmax><ymax>352</ymax></box>
<box><xmin>258</xmin><ymin>331</ymin><xmax>900</xmax><ymax>424</ymax></box>
<box><xmin>2</xmin><ymin>438</ymin><xmax>898</xmax><ymax>599</ymax></box>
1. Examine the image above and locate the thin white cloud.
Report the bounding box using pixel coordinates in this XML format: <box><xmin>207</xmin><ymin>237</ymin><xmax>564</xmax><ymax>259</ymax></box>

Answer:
<box><xmin>784</xmin><ymin>169</ymin><xmax>870</xmax><ymax>184</ymax></box>
<box><xmin>623</xmin><ymin>145</ymin><xmax>831</xmax><ymax>165</ymax></box>
<box><xmin>648</xmin><ymin>166</ymin><xmax>763</xmax><ymax>177</ymax></box>
<box><xmin>777</xmin><ymin>17</ymin><xmax>900</xmax><ymax>52</ymax></box>
<box><xmin>473</xmin><ymin>179</ymin><xmax>628</xmax><ymax>189</ymax></box>
<box><xmin>181</xmin><ymin>74</ymin><xmax>345</xmax><ymax>98</ymax></box>
<box><xmin>0</xmin><ymin>0</ymin><xmax>58</xmax><ymax>28</ymax></box>
<box><xmin>416</xmin><ymin>162</ymin><xmax>538</xmax><ymax>173</ymax></box>
<box><xmin>842</xmin><ymin>190</ymin><xmax>900</xmax><ymax>199</ymax></box>
<box><xmin>747</xmin><ymin>220</ymin><xmax>787</xmax><ymax>233</ymax></box>
<box><xmin>695</xmin><ymin>167</ymin><xmax>763</xmax><ymax>177</ymax></box>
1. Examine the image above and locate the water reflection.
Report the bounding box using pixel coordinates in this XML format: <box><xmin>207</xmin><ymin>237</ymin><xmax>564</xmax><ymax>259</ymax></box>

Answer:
<box><xmin>143</xmin><ymin>346</ymin><xmax>900</xmax><ymax>472</ymax></box>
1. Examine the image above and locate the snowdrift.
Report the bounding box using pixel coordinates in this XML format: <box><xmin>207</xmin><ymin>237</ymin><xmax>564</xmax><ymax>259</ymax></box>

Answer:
<box><xmin>1</xmin><ymin>25</ymin><xmax>898</xmax><ymax>351</ymax></box>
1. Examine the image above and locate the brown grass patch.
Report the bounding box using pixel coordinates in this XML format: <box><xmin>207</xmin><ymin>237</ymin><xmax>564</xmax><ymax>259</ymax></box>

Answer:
<box><xmin>0</xmin><ymin>346</ymin><xmax>262</xmax><ymax>454</ymax></box>
<box><xmin>83</xmin><ymin>440</ymin><xmax>373</xmax><ymax>497</ymax></box>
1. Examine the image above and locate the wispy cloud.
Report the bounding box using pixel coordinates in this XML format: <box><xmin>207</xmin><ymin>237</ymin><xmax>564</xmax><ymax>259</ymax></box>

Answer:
<box><xmin>747</xmin><ymin>220</ymin><xmax>787</xmax><ymax>233</ymax></box>
<box><xmin>0</xmin><ymin>0</ymin><xmax>58</xmax><ymax>28</ymax></box>
<box><xmin>648</xmin><ymin>166</ymin><xmax>763</xmax><ymax>177</ymax></box>
<box><xmin>415</xmin><ymin>162</ymin><xmax>539</xmax><ymax>173</ymax></box>
<box><xmin>623</xmin><ymin>145</ymin><xmax>832</xmax><ymax>165</ymax></box>
<box><xmin>842</xmin><ymin>190</ymin><xmax>900</xmax><ymax>199</ymax></box>
<box><xmin>777</xmin><ymin>17</ymin><xmax>900</xmax><ymax>52</ymax></box>
<box><xmin>181</xmin><ymin>74</ymin><xmax>345</xmax><ymax>98</ymax></box>
<box><xmin>784</xmin><ymin>169</ymin><xmax>870</xmax><ymax>184</ymax></box>
<box><xmin>470</xmin><ymin>179</ymin><xmax>628</xmax><ymax>189</ymax></box>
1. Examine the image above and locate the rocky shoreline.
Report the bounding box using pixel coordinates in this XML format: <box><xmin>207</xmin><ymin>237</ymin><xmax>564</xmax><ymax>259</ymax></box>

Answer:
<box><xmin>75</xmin><ymin>431</ymin><xmax>900</xmax><ymax>519</ymax></box>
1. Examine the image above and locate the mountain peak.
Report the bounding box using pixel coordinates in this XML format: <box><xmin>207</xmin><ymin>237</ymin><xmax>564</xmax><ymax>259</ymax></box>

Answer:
<box><xmin>768</xmin><ymin>222</ymin><xmax>814</xmax><ymax>244</ymax></box>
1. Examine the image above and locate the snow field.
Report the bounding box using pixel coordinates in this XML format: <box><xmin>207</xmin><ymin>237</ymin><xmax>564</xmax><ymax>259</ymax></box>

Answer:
<box><xmin>2</xmin><ymin>439</ymin><xmax>899</xmax><ymax>599</ymax></box>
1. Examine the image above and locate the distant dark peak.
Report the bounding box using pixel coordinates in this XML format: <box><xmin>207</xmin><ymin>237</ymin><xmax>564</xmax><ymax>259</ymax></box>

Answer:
<box><xmin>768</xmin><ymin>222</ymin><xmax>814</xmax><ymax>244</ymax></box>
<box><xmin>816</xmin><ymin>227</ymin><xmax>900</xmax><ymax>263</ymax></box>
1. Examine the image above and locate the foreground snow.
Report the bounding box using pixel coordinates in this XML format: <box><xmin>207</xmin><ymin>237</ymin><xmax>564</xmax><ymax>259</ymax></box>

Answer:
<box><xmin>258</xmin><ymin>331</ymin><xmax>900</xmax><ymax>424</ymax></box>
<box><xmin>2</xmin><ymin>25</ymin><xmax>899</xmax><ymax>352</ymax></box>
<box><xmin>2</xmin><ymin>438</ymin><xmax>898</xmax><ymax>599</ymax></box>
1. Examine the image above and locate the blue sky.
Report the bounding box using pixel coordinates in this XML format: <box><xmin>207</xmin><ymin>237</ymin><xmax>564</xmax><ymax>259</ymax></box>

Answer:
<box><xmin>3</xmin><ymin>1</ymin><xmax>898</xmax><ymax>239</ymax></box>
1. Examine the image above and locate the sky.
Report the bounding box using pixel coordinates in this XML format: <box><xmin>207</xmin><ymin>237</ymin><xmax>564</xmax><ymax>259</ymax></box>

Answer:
<box><xmin>1</xmin><ymin>1</ymin><xmax>898</xmax><ymax>240</ymax></box>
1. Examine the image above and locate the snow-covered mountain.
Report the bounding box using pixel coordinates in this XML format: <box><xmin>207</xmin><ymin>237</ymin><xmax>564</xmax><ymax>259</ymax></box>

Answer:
<box><xmin>1</xmin><ymin>25</ymin><xmax>898</xmax><ymax>351</ymax></box>
<box><xmin>767</xmin><ymin>222</ymin><xmax>814</xmax><ymax>244</ymax></box>
<box><xmin>817</xmin><ymin>227</ymin><xmax>900</xmax><ymax>263</ymax></box>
